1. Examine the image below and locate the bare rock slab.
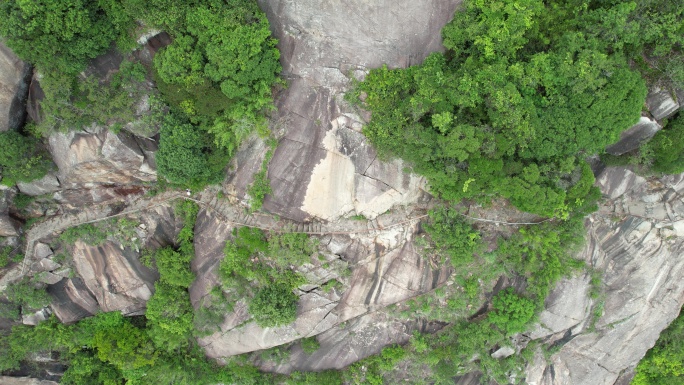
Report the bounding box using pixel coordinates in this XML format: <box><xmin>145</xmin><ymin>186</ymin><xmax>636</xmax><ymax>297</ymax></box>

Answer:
<box><xmin>595</xmin><ymin>166</ymin><xmax>645</xmax><ymax>200</ymax></box>
<box><xmin>259</xmin><ymin>0</ymin><xmax>461</xmax><ymax>221</ymax></box>
<box><xmin>17</xmin><ymin>173</ymin><xmax>61</xmax><ymax>196</ymax></box>
<box><xmin>0</xmin><ymin>42</ymin><xmax>31</xmax><ymax>132</ymax></box>
<box><xmin>71</xmin><ymin>241</ymin><xmax>157</xmax><ymax>315</ymax></box>
<box><xmin>605</xmin><ymin>116</ymin><xmax>661</xmax><ymax>156</ymax></box>
<box><xmin>646</xmin><ymin>87</ymin><xmax>680</xmax><ymax>120</ymax></box>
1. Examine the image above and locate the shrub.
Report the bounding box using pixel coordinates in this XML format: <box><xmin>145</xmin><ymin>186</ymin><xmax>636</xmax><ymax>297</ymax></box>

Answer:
<box><xmin>249</xmin><ymin>283</ymin><xmax>298</xmax><ymax>327</ymax></box>
<box><xmin>424</xmin><ymin>206</ymin><xmax>481</xmax><ymax>267</ymax></box>
<box><xmin>155</xmin><ymin>112</ymin><xmax>230</xmax><ymax>189</ymax></box>
<box><xmin>0</xmin><ymin>131</ymin><xmax>53</xmax><ymax>186</ymax></box>
<box><xmin>12</xmin><ymin>193</ymin><xmax>35</xmax><ymax>210</ymax></box>
<box><xmin>488</xmin><ymin>289</ymin><xmax>536</xmax><ymax>335</ymax></box>
<box><xmin>59</xmin><ymin>224</ymin><xmax>108</xmax><ymax>246</ymax></box>
<box><xmin>4</xmin><ymin>278</ymin><xmax>50</xmax><ymax>310</ymax></box>
<box><xmin>0</xmin><ymin>246</ymin><xmax>13</xmax><ymax>268</ymax></box>
<box><xmin>300</xmin><ymin>336</ymin><xmax>321</xmax><ymax>354</ymax></box>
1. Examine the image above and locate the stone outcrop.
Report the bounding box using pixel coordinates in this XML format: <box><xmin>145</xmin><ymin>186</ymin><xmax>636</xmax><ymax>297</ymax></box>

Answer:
<box><xmin>255</xmin><ymin>0</ymin><xmax>461</xmax><ymax>221</ymax></box>
<box><xmin>0</xmin><ymin>188</ymin><xmax>18</xmax><ymax>236</ymax></box>
<box><xmin>69</xmin><ymin>240</ymin><xmax>157</xmax><ymax>316</ymax></box>
<box><xmin>0</xmin><ymin>42</ymin><xmax>31</xmax><ymax>132</ymax></box>
<box><xmin>524</xmin><ymin>167</ymin><xmax>684</xmax><ymax>385</ymax></box>
<box><xmin>0</xmin><ymin>377</ymin><xmax>58</xmax><ymax>385</ymax></box>
<box><xmin>17</xmin><ymin>174</ymin><xmax>61</xmax><ymax>196</ymax></box>
<box><xmin>48</xmin><ymin>127</ymin><xmax>156</xmax><ymax>191</ymax></box>
<box><xmin>192</xmin><ymin>204</ymin><xmax>450</xmax><ymax>359</ymax></box>
<box><xmin>646</xmin><ymin>87</ymin><xmax>682</xmax><ymax>120</ymax></box>
<box><xmin>605</xmin><ymin>116</ymin><xmax>662</xmax><ymax>156</ymax></box>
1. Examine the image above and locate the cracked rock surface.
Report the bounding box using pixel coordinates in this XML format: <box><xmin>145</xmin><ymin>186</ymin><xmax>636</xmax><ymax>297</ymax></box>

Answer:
<box><xmin>255</xmin><ymin>0</ymin><xmax>461</xmax><ymax>221</ymax></box>
<box><xmin>192</xmin><ymin>207</ymin><xmax>450</xmax><ymax>360</ymax></box>
<box><xmin>524</xmin><ymin>167</ymin><xmax>684</xmax><ymax>385</ymax></box>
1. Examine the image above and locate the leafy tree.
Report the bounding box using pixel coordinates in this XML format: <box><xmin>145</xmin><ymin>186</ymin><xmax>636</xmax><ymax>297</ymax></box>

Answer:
<box><xmin>145</xmin><ymin>282</ymin><xmax>194</xmax><ymax>352</ymax></box>
<box><xmin>488</xmin><ymin>289</ymin><xmax>536</xmax><ymax>335</ymax></box>
<box><xmin>89</xmin><ymin>312</ymin><xmax>158</xmax><ymax>374</ymax></box>
<box><xmin>249</xmin><ymin>283</ymin><xmax>298</xmax><ymax>327</ymax></box>
<box><xmin>0</xmin><ymin>131</ymin><xmax>53</xmax><ymax>186</ymax></box>
<box><xmin>356</xmin><ymin>0</ymin><xmax>648</xmax><ymax>218</ymax></box>
<box><xmin>423</xmin><ymin>207</ymin><xmax>482</xmax><ymax>267</ymax></box>
<box><xmin>155</xmin><ymin>112</ymin><xmax>230</xmax><ymax>189</ymax></box>
<box><xmin>0</xmin><ymin>0</ymin><xmax>133</xmax><ymax>76</ymax></box>
<box><xmin>153</xmin><ymin>247</ymin><xmax>194</xmax><ymax>288</ymax></box>
<box><xmin>153</xmin><ymin>0</ymin><xmax>282</xmax><ymax>153</ymax></box>
<box><xmin>644</xmin><ymin>114</ymin><xmax>684</xmax><ymax>174</ymax></box>
<box><xmin>633</xmin><ymin>307</ymin><xmax>684</xmax><ymax>385</ymax></box>
<box><xmin>4</xmin><ymin>278</ymin><xmax>50</xmax><ymax>311</ymax></box>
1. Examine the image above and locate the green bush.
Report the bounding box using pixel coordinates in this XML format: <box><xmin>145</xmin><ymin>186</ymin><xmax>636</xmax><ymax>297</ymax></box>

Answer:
<box><xmin>644</xmin><ymin>114</ymin><xmax>684</xmax><ymax>174</ymax></box>
<box><xmin>300</xmin><ymin>336</ymin><xmax>321</xmax><ymax>354</ymax></box>
<box><xmin>4</xmin><ymin>278</ymin><xmax>50</xmax><ymax>310</ymax></box>
<box><xmin>155</xmin><ymin>112</ymin><xmax>230</xmax><ymax>189</ymax></box>
<box><xmin>59</xmin><ymin>224</ymin><xmax>108</xmax><ymax>246</ymax></box>
<box><xmin>488</xmin><ymin>289</ymin><xmax>536</xmax><ymax>335</ymax></box>
<box><xmin>0</xmin><ymin>245</ymin><xmax>13</xmax><ymax>268</ymax></box>
<box><xmin>249</xmin><ymin>283</ymin><xmax>298</xmax><ymax>327</ymax></box>
<box><xmin>423</xmin><ymin>206</ymin><xmax>481</xmax><ymax>267</ymax></box>
<box><xmin>632</xmin><ymin>306</ymin><xmax>684</xmax><ymax>385</ymax></box>
<box><xmin>0</xmin><ymin>131</ymin><xmax>53</xmax><ymax>186</ymax></box>
<box><xmin>12</xmin><ymin>193</ymin><xmax>35</xmax><ymax>210</ymax></box>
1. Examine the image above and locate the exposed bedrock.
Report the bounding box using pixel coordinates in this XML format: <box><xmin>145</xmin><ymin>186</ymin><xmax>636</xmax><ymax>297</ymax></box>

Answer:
<box><xmin>525</xmin><ymin>167</ymin><xmax>684</xmax><ymax>385</ymax></box>
<box><xmin>49</xmin><ymin>206</ymin><xmax>180</xmax><ymax>323</ymax></box>
<box><xmin>0</xmin><ymin>377</ymin><xmax>59</xmax><ymax>385</ymax></box>
<box><xmin>0</xmin><ymin>42</ymin><xmax>31</xmax><ymax>133</ymax></box>
<box><xmin>192</xmin><ymin>208</ymin><xmax>451</xmax><ymax>360</ymax></box>
<box><xmin>17</xmin><ymin>126</ymin><xmax>158</xmax><ymax>200</ymax></box>
<box><xmin>252</xmin><ymin>0</ymin><xmax>462</xmax><ymax>221</ymax></box>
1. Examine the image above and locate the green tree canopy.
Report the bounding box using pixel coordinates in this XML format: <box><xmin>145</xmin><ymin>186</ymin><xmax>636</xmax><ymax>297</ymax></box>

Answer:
<box><xmin>0</xmin><ymin>131</ymin><xmax>53</xmax><ymax>186</ymax></box>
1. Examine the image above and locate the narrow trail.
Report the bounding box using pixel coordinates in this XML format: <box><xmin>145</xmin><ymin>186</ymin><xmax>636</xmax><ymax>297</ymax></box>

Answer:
<box><xmin>1</xmin><ymin>187</ymin><xmax>547</xmax><ymax>290</ymax></box>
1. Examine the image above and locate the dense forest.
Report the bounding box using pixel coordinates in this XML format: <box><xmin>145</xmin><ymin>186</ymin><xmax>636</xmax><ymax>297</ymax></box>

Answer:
<box><xmin>0</xmin><ymin>0</ymin><xmax>682</xmax><ymax>384</ymax></box>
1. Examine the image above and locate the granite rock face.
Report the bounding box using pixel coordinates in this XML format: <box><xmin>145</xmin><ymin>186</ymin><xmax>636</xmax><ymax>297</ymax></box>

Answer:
<box><xmin>48</xmin><ymin>128</ymin><xmax>156</xmax><ymax>190</ymax></box>
<box><xmin>69</xmin><ymin>241</ymin><xmax>157</xmax><ymax>316</ymax></box>
<box><xmin>646</xmin><ymin>87</ymin><xmax>681</xmax><ymax>120</ymax></box>
<box><xmin>0</xmin><ymin>377</ymin><xmax>59</xmax><ymax>385</ymax></box>
<box><xmin>525</xmin><ymin>167</ymin><xmax>684</xmax><ymax>385</ymax></box>
<box><xmin>605</xmin><ymin>116</ymin><xmax>662</xmax><ymax>156</ymax></box>
<box><xmin>255</xmin><ymin>0</ymin><xmax>461</xmax><ymax>221</ymax></box>
<box><xmin>0</xmin><ymin>189</ymin><xmax>18</xmax><ymax>236</ymax></box>
<box><xmin>192</xmin><ymin>207</ymin><xmax>450</xmax><ymax>359</ymax></box>
<box><xmin>0</xmin><ymin>42</ymin><xmax>31</xmax><ymax>132</ymax></box>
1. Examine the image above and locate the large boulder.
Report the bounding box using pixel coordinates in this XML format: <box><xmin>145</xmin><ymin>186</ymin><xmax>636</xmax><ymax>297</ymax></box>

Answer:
<box><xmin>48</xmin><ymin>128</ymin><xmax>156</xmax><ymax>190</ymax></box>
<box><xmin>256</xmin><ymin>0</ymin><xmax>460</xmax><ymax>221</ymax></box>
<box><xmin>646</xmin><ymin>87</ymin><xmax>681</xmax><ymax>120</ymax></box>
<box><xmin>0</xmin><ymin>42</ymin><xmax>31</xmax><ymax>132</ymax></box>
<box><xmin>69</xmin><ymin>241</ymin><xmax>157</xmax><ymax>316</ymax></box>
<box><xmin>605</xmin><ymin>116</ymin><xmax>662</xmax><ymax>156</ymax></box>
